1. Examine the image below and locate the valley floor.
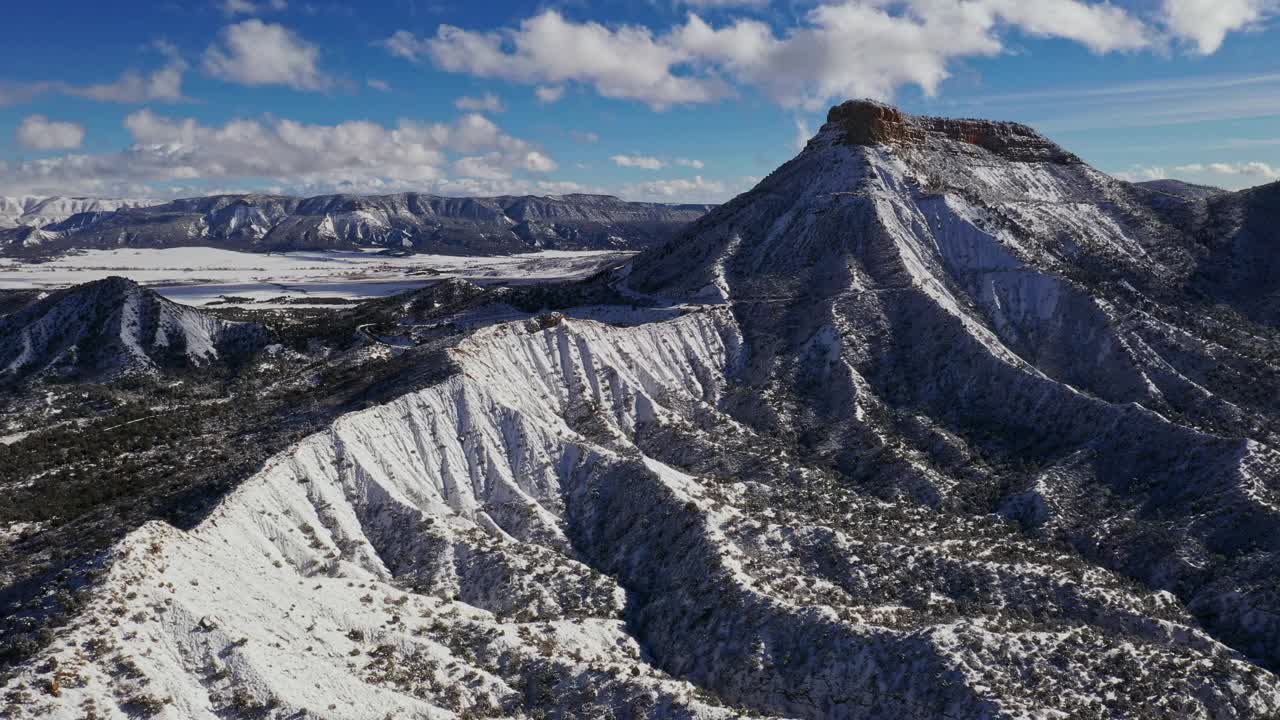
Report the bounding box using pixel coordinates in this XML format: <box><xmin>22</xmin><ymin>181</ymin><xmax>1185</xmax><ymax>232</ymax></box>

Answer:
<box><xmin>0</xmin><ymin>248</ymin><xmax>633</xmax><ymax>307</ymax></box>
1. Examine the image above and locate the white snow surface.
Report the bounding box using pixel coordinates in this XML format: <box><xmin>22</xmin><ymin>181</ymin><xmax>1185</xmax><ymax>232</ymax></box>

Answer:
<box><xmin>0</xmin><ymin>196</ymin><xmax>161</xmax><ymax>229</ymax></box>
<box><xmin>0</xmin><ymin>247</ymin><xmax>633</xmax><ymax>306</ymax></box>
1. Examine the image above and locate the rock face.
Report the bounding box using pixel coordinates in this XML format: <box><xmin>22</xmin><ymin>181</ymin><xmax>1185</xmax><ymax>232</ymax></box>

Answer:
<box><xmin>0</xmin><ymin>276</ymin><xmax>266</xmax><ymax>382</ymax></box>
<box><xmin>0</xmin><ymin>192</ymin><xmax>712</xmax><ymax>257</ymax></box>
<box><xmin>4</xmin><ymin>101</ymin><xmax>1280</xmax><ymax>719</ymax></box>
<box><xmin>825</xmin><ymin>99</ymin><xmax>1080</xmax><ymax>164</ymax></box>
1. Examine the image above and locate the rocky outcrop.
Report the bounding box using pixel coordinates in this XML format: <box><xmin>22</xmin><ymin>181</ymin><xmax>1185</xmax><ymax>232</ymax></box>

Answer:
<box><xmin>827</xmin><ymin>99</ymin><xmax>1080</xmax><ymax>164</ymax></box>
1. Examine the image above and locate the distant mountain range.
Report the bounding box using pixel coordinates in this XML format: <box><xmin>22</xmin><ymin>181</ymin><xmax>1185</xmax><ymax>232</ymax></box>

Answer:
<box><xmin>0</xmin><ymin>192</ymin><xmax>713</xmax><ymax>257</ymax></box>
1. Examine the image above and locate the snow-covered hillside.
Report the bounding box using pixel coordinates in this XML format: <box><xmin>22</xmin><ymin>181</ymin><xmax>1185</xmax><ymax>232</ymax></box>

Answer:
<box><xmin>0</xmin><ymin>196</ymin><xmax>162</xmax><ymax>230</ymax></box>
<box><xmin>0</xmin><ymin>276</ymin><xmax>265</xmax><ymax>381</ymax></box>
<box><xmin>5</xmin><ymin>309</ymin><xmax>1277</xmax><ymax>719</ymax></box>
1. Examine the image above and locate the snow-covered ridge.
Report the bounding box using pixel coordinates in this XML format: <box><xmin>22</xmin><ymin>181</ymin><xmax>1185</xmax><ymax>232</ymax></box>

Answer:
<box><xmin>6</xmin><ymin>307</ymin><xmax>1278</xmax><ymax>719</ymax></box>
<box><xmin>0</xmin><ymin>196</ymin><xmax>162</xmax><ymax>230</ymax></box>
<box><xmin>0</xmin><ymin>276</ymin><xmax>265</xmax><ymax>380</ymax></box>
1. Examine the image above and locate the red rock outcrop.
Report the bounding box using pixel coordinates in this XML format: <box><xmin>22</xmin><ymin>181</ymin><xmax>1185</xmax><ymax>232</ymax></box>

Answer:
<box><xmin>827</xmin><ymin>99</ymin><xmax>1080</xmax><ymax>164</ymax></box>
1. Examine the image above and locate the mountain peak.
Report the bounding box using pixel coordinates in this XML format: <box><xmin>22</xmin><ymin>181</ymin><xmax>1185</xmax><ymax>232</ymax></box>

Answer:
<box><xmin>0</xmin><ymin>277</ymin><xmax>266</xmax><ymax>381</ymax></box>
<box><xmin>825</xmin><ymin>98</ymin><xmax>1079</xmax><ymax>164</ymax></box>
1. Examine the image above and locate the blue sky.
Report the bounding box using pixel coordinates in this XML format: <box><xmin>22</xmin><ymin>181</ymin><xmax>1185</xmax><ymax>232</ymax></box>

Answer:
<box><xmin>0</xmin><ymin>0</ymin><xmax>1278</xmax><ymax>202</ymax></box>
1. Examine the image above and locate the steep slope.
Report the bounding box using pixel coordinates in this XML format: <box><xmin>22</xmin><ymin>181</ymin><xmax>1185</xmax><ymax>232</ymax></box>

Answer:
<box><xmin>0</xmin><ymin>193</ymin><xmax>711</xmax><ymax>257</ymax></box>
<box><xmin>0</xmin><ymin>276</ymin><xmax>266</xmax><ymax>381</ymax></box>
<box><xmin>629</xmin><ymin>99</ymin><xmax>1280</xmax><ymax>669</ymax></box>
<box><xmin>4</xmin><ymin>310</ymin><xmax>1278</xmax><ymax>719</ymax></box>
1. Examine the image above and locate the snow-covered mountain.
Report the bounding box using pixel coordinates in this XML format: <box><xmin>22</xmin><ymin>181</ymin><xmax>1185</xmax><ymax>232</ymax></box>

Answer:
<box><xmin>0</xmin><ymin>276</ymin><xmax>266</xmax><ymax>381</ymax></box>
<box><xmin>0</xmin><ymin>196</ymin><xmax>162</xmax><ymax>230</ymax></box>
<box><xmin>5</xmin><ymin>101</ymin><xmax>1280</xmax><ymax>719</ymax></box>
<box><xmin>0</xmin><ymin>193</ymin><xmax>712</xmax><ymax>256</ymax></box>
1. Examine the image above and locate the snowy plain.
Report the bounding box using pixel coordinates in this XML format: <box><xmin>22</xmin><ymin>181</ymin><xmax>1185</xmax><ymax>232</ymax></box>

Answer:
<box><xmin>0</xmin><ymin>247</ymin><xmax>633</xmax><ymax>306</ymax></box>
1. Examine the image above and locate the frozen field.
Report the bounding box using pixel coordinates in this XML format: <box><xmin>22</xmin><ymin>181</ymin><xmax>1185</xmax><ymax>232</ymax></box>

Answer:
<box><xmin>0</xmin><ymin>247</ymin><xmax>633</xmax><ymax>306</ymax></box>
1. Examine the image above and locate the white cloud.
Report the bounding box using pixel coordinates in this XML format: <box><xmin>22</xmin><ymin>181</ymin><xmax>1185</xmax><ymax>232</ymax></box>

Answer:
<box><xmin>68</xmin><ymin>63</ymin><xmax>189</xmax><ymax>103</ymax></box>
<box><xmin>0</xmin><ymin>42</ymin><xmax>188</xmax><ymax>106</ymax></box>
<box><xmin>391</xmin><ymin>3</ymin><xmax>1154</xmax><ymax>111</ymax></box>
<box><xmin>1112</xmin><ymin>165</ymin><xmax>1169</xmax><ymax>182</ymax></box>
<box><xmin>382</xmin><ymin>29</ymin><xmax>429</xmax><ymax>61</ymax></box>
<box><xmin>620</xmin><ymin>174</ymin><xmax>754</xmax><ymax>203</ymax></box>
<box><xmin>524</xmin><ymin>151</ymin><xmax>558</xmax><ymax>173</ymax></box>
<box><xmin>1194</xmin><ymin>161</ymin><xmax>1280</xmax><ymax>178</ymax></box>
<box><xmin>366</xmin><ymin>78</ymin><xmax>391</xmax><ymax>92</ymax></box>
<box><xmin>1114</xmin><ymin>160</ymin><xmax>1280</xmax><ymax>189</ymax></box>
<box><xmin>404</xmin><ymin>12</ymin><xmax>731</xmax><ymax>110</ymax></box>
<box><xmin>68</xmin><ymin>41</ymin><xmax>189</xmax><ymax>103</ymax></box>
<box><xmin>16</xmin><ymin>115</ymin><xmax>85</xmax><ymax>151</ymax></box>
<box><xmin>611</xmin><ymin>154</ymin><xmax>667</xmax><ymax>170</ymax></box>
<box><xmin>570</xmin><ymin>130</ymin><xmax>600</xmax><ymax>144</ymax></box>
<box><xmin>0</xmin><ymin>110</ymin><xmax>557</xmax><ymax>197</ymax></box>
<box><xmin>675</xmin><ymin>158</ymin><xmax>705</xmax><ymax>168</ymax></box>
<box><xmin>793</xmin><ymin>115</ymin><xmax>813</xmax><ymax>151</ymax></box>
<box><xmin>219</xmin><ymin>0</ymin><xmax>287</xmax><ymax>15</ymax></box>
<box><xmin>204</xmin><ymin>20</ymin><xmax>331</xmax><ymax>91</ymax></box>
<box><xmin>455</xmin><ymin>92</ymin><xmax>505</xmax><ymax>112</ymax></box>
<box><xmin>1162</xmin><ymin>0</ymin><xmax>1275</xmax><ymax>54</ymax></box>
<box><xmin>535</xmin><ymin>85</ymin><xmax>566</xmax><ymax>104</ymax></box>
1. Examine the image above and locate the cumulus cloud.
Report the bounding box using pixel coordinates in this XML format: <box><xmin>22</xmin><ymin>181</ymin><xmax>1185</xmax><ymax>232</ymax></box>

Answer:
<box><xmin>1191</xmin><ymin>161</ymin><xmax>1280</xmax><ymax>178</ymax></box>
<box><xmin>0</xmin><ymin>110</ymin><xmax>557</xmax><ymax>196</ymax></box>
<box><xmin>620</xmin><ymin>174</ymin><xmax>756</xmax><ymax>203</ymax></box>
<box><xmin>793</xmin><ymin>115</ymin><xmax>813</xmax><ymax>151</ymax></box>
<box><xmin>535</xmin><ymin>85</ymin><xmax>566</xmax><ymax>104</ymax></box>
<box><xmin>454</xmin><ymin>92</ymin><xmax>505</xmax><ymax>112</ymax></box>
<box><xmin>204</xmin><ymin>20</ymin><xmax>331</xmax><ymax>91</ymax></box>
<box><xmin>675</xmin><ymin>158</ymin><xmax>705</xmax><ymax>168</ymax></box>
<box><xmin>16</xmin><ymin>116</ymin><xmax>86</xmax><ymax>151</ymax></box>
<box><xmin>388</xmin><ymin>3</ymin><xmax>1154</xmax><ymax>111</ymax></box>
<box><xmin>1162</xmin><ymin>0</ymin><xmax>1275</xmax><ymax>54</ymax></box>
<box><xmin>366</xmin><ymin>78</ymin><xmax>391</xmax><ymax>92</ymax></box>
<box><xmin>611</xmin><ymin>154</ymin><xmax>667</xmax><ymax>170</ymax></box>
<box><xmin>1114</xmin><ymin>160</ymin><xmax>1280</xmax><ymax>188</ymax></box>
<box><xmin>0</xmin><ymin>42</ymin><xmax>188</xmax><ymax>106</ymax></box>
<box><xmin>68</xmin><ymin>63</ymin><xmax>189</xmax><ymax>103</ymax></box>
<box><xmin>397</xmin><ymin>12</ymin><xmax>731</xmax><ymax>109</ymax></box>
<box><xmin>1112</xmin><ymin>165</ymin><xmax>1169</xmax><ymax>182</ymax></box>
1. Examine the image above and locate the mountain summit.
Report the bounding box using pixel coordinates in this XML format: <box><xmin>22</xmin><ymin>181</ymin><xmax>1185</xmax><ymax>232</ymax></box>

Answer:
<box><xmin>825</xmin><ymin>99</ymin><xmax>1080</xmax><ymax>164</ymax></box>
